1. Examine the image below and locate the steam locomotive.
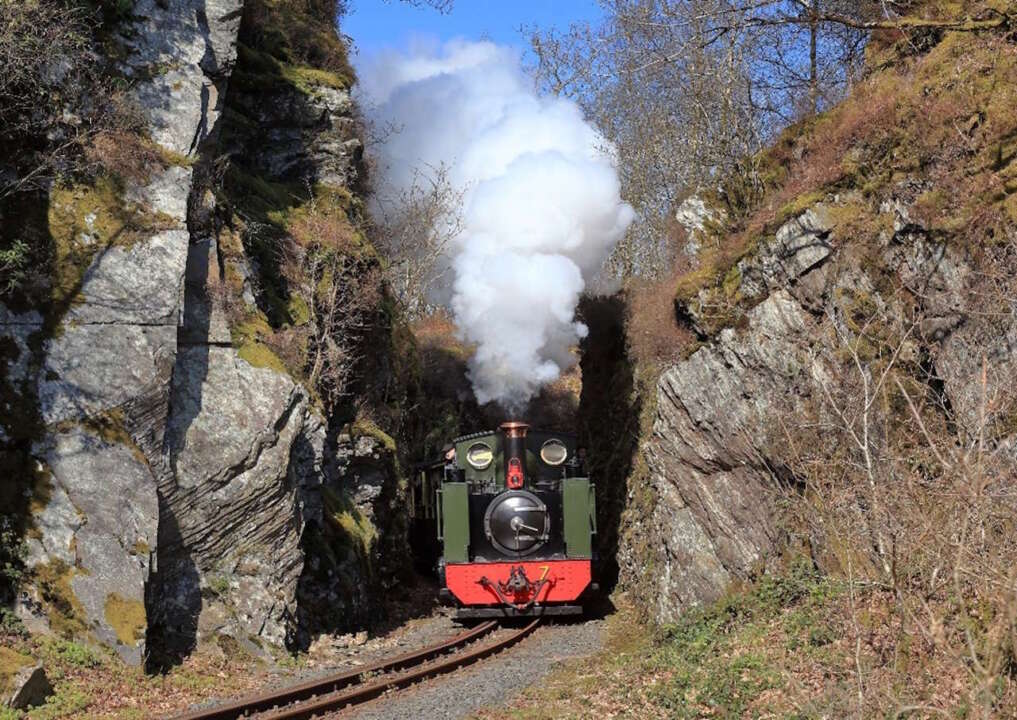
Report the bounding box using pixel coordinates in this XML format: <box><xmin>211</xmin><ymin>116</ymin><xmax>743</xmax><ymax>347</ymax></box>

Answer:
<box><xmin>410</xmin><ymin>422</ymin><xmax>597</xmax><ymax>618</ymax></box>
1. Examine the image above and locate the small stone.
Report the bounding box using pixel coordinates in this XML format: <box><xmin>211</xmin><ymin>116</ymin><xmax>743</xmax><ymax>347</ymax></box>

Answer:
<box><xmin>8</xmin><ymin>665</ymin><xmax>53</xmax><ymax>710</ymax></box>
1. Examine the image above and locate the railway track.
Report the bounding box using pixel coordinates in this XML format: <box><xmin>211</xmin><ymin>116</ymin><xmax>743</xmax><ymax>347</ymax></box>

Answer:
<box><xmin>169</xmin><ymin>618</ymin><xmax>541</xmax><ymax>720</ymax></box>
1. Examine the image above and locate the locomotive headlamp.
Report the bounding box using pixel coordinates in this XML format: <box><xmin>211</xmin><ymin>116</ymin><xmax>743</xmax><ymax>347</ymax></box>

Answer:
<box><xmin>540</xmin><ymin>438</ymin><xmax>568</xmax><ymax>466</ymax></box>
<box><xmin>466</xmin><ymin>442</ymin><xmax>494</xmax><ymax>470</ymax></box>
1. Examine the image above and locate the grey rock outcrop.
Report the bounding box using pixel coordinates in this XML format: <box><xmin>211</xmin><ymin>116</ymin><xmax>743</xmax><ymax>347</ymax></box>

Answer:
<box><xmin>4</xmin><ymin>0</ymin><xmax>385</xmax><ymax>665</ymax></box>
<box><xmin>621</xmin><ymin>193</ymin><xmax>1017</xmax><ymax>622</ymax></box>
<box><xmin>125</xmin><ymin>0</ymin><xmax>244</xmax><ymax>156</ymax></box>
<box><xmin>143</xmin><ymin>3</ymin><xmax>375</xmax><ymax>657</ymax></box>
<box><xmin>621</xmin><ymin>291</ymin><xmax>810</xmax><ymax>621</ymax></box>
<box><xmin>675</xmin><ymin>196</ymin><xmax>724</xmax><ymax>260</ymax></box>
<box><xmin>737</xmin><ymin>205</ymin><xmax>835</xmax><ymax>298</ymax></box>
<box><xmin>5</xmin><ymin>0</ymin><xmax>245</xmax><ymax>663</ymax></box>
<box><xmin>225</xmin><ymin>70</ymin><xmax>361</xmax><ymax>188</ymax></box>
<box><xmin>155</xmin><ymin>345</ymin><xmax>326</xmax><ymax>648</ymax></box>
<box><xmin>7</xmin><ymin>665</ymin><xmax>53</xmax><ymax>710</ymax></box>
<box><xmin>683</xmin><ymin>206</ymin><xmax>836</xmax><ymax>336</ymax></box>
<box><xmin>31</xmin><ymin>426</ymin><xmax>158</xmax><ymax>664</ymax></box>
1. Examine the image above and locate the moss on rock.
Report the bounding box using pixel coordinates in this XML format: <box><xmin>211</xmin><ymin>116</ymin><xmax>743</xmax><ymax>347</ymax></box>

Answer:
<box><xmin>58</xmin><ymin>407</ymin><xmax>149</xmax><ymax>467</ymax></box>
<box><xmin>322</xmin><ymin>487</ymin><xmax>378</xmax><ymax>577</ymax></box>
<box><xmin>103</xmin><ymin>593</ymin><xmax>146</xmax><ymax>645</ymax></box>
<box><xmin>350</xmin><ymin>418</ymin><xmax>397</xmax><ymax>454</ymax></box>
<box><xmin>671</xmin><ymin>21</ymin><xmax>1017</xmax><ymax>325</ymax></box>
<box><xmin>33</xmin><ymin>559</ymin><xmax>87</xmax><ymax>639</ymax></box>
<box><xmin>231</xmin><ymin>313</ymin><xmax>290</xmax><ymax>374</ymax></box>
<box><xmin>0</xmin><ymin>646</ymin><xmax>33</xmax><ymax>697</ymax></box>
<box><xmin>47</xmin><ymin>176</ymin><xmax>176</xmax><ymax>308</ymax></box>
<box><xmin>231</xmin><ymin>43</ymin><xmax>349</xmax><ymax>100</ymax></box>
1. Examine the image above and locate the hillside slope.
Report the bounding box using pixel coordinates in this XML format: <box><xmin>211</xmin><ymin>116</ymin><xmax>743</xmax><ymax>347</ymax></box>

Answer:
<box><xmin>609</xmin><ymin>6</ymin><xmax>1017</xmax><ymax>715</ymax></box>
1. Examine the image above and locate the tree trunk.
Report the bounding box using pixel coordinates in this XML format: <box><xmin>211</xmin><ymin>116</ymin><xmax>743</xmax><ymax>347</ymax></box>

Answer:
<box><xmin>809</xmin><ymin>0</ymin><xmax>819</xmax><ymax>115</ymax></box>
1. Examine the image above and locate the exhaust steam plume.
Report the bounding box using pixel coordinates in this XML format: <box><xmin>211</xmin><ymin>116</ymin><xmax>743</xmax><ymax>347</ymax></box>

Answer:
<box><xmin>359</xmin><ymin>40</ymin><xmax>634</xmax><ymax>410</ymax></box>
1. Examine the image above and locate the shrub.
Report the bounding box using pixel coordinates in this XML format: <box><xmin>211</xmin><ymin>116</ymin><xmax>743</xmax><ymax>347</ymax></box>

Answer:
<box><xmin>0</xmin><ymin>240</ymin><xmax>29</xmax><ymax>295</ymax></box>
<box><xmin>627</xmin><ymin>267</ymin><xmax>696</xmax><ymax>369</ymax></box>
<box><xmin>242</xmin><ymin>0</ymin><xmax>355</xmax><ymax>84</ymax></box>
<box><xmin>0</xmin><ymin>515</ymin><xmax>25</xmax><ymax>608</ymax></box>
<box><xmin>41</xmin><ymin>638</ymin><xmax>103</xmax><ymax>668</ymax></box>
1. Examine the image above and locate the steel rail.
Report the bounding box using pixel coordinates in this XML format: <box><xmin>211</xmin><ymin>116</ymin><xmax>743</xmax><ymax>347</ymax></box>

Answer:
<box><xmin>257</xmin><ymin>617</ymin><xmax>541</xmax><ymax>720</ymax></box>
<box><xmin>169</xmin><ymin>620</ymin><xmax>498</xmax><ymax>720</ymax></box>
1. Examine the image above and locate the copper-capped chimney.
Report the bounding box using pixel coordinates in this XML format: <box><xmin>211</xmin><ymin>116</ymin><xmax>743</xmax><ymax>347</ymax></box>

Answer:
<box><xmin>500</xmin><ymin>421</ymin><xmax>529</xmax><ymax>489</ymax></box>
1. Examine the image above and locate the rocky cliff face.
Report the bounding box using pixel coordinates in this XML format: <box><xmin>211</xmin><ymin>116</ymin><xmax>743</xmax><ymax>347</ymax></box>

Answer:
<box><xmin>1</xmin><ymin>0</ymin><xmax>397</xmax><ymax>666</ymax></box>
<box><xmin>618</xmin><ymin>27</ymin><xmax>1017</xmax><ymax>622</ymax></box>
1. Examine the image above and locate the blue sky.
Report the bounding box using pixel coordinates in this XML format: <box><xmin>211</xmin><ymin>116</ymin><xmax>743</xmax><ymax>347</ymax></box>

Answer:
<box><xmin>343</xmin><ymin>1</ymin><xmax>604</xmax><ymax>55</ymax></box>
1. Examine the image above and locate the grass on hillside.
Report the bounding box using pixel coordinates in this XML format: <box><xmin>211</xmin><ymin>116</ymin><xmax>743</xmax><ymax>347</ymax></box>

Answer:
<box><xmin>668</xmin><ymin>17</ymin><xmax>1017</xmax><ymax>336</ymax></box>
<box><xmin>0</xmin><ymin>630</ymin><xmax>285</xmax><ymax>720</ymax></box>
<box><xmin>476</xmin><ymin>562</ymin><xmax>1007</xmax><ymax>719</ymax></box>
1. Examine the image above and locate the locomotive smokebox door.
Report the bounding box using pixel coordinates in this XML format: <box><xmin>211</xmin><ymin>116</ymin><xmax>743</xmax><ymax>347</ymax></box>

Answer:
<box><xmin>483</xmin><ymin>490</ymin><xmax>550</xmax><ymax>555</ymax></box>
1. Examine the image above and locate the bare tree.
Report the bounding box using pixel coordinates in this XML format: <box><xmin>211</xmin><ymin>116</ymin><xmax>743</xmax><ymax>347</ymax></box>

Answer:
<box><xmin>394</xmin><ymin>0</ymin><xmax>454</xmax><ymax>12</ymax></box>
<box><xmin>771</xmin><ymin>248</ymin><xmax>1017</xmax><ymax>716</ymax></box>
<box><xmin>530</xmin><ymin>1</ymin><xmax>1011</xmax><ymax>280</ymax></box>
<box><xmin>279</xmin><ymin>191</ymin><xmax>384</xmax><ymax>408</ymax></box>
<box><xmin>531</xmin><ymin>1</ymin><xmax>769</xmax><ymax>277</ymax></box>
<box><xmin>371</xmin><ymin>164</ymin><xmax>465</xmax><ymax>318</ymax></box>
<box><xmin>0</xmin><ymin>1</ymin><xmax>94</xmax><ymax>199</ymax></box>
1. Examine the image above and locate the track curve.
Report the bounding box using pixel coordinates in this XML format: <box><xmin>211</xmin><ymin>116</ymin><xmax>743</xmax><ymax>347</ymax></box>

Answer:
<box><xmin>168</xmin><ymin>618</ymin><xmax>541</xmax><ymax>720</ymax></box>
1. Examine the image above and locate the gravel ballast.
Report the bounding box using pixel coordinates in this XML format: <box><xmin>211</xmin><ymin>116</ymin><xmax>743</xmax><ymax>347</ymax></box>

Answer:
<box><xmin>329</xmin><ymin>617</ymin><xmax>606</xmax><ymax>720</ymax></box>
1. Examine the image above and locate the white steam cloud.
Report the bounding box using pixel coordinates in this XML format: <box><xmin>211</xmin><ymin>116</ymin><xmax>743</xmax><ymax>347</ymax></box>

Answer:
<box><xmin>359</xmin><ymin>40</ymin><xmax>634</xmax><ymax>409</ymax></box>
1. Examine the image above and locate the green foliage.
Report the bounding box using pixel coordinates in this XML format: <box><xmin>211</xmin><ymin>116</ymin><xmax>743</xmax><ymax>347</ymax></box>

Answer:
<box><xmin>205</xmin><ymin>575</ymin><xmax>231</xmax><ymax>598</ymax></box>
<box><xmin>26</xmin><ymin>685</ymin><xmax>91</xmax><ymax>720</ymax></box>
<box><xmin>0</xmin><ymin>606</ymin><xmax>26</xmax><ymax>638</ymax></box>
<box><xmin>40</xmin><ymin>638</ymin><xmax>102</xmax><ymax>669</ymax></box>
<box><xmin>0</xmin><ymin>515</ymin><xmax>26</xmax><ymax>605</ymax></box>
<box><xmin>0</xmin><ymin>239</ymin><xmax>29</xmax><ymax>295</ymax></box>
<box><xmin>648</xmin><ymin>562</ymin><xmax>838</xmax><ymax>718</ymax></box>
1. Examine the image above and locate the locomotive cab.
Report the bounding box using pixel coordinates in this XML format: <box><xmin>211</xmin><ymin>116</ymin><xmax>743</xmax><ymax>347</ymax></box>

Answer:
<box><xmin>412</xmin><ymin>421</ymin><xmax>597</xmax><ymax>619</ymax></box>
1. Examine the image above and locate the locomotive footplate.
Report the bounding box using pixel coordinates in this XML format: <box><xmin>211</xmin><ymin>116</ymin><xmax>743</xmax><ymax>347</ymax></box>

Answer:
<box><xmin>444</xmin><ymin>559</ymin><xmax>592</xmax><ymax>609</ymax></box>
<box><xmin>456</xmin><ymin>604</ymin><xmax>583</xmax><ymax>619</ymax></box>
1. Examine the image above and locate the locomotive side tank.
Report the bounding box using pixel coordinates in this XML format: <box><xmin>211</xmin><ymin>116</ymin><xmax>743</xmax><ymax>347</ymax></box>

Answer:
<box><xmin>413</xmin><ymin>421</ymin><xmax>597</xmax><ymax>619</ymax></box>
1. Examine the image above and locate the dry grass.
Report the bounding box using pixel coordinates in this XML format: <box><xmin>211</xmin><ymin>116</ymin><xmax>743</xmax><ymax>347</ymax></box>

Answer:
<box><xmin>412</xmin><ymin>310</ymin><xmax>469</xmax><ymax>356</ymax></box>
<box><xmin>769</xmin><ymin>300</ymin><xmax>1017</xmax><ymax>717</ymax></box>
<box><xmin>578</xmin><ymin>20</ymin><xmax>1017</xmax><ymax>720</ymax></box>
<box><xmin>84</xmin><ymin>130</ymin><xmax>165</xmax><ymax>186</ymax></box>
<box><xmin>480</xmin><ymin>569</ymin><xmax>993</xmax><ymax>720</ymax></box>
<box><xmin>626</xmin><ymin>270</ymin><xmax>697</xmax><ymax>369</ymax></box>
<box><xmin>675</xmin><ymin>27</ymin><xmax>1017</xmax><ymax>324</ymax></box>
<box><xmin>0</xmin><ymin>633</ymin><xmax>285</xmax><ymax>720</ymax></box>
<box><xmin>242</xmin><ymin>0</ymin><xmax>355</xmax><ymax>84</ymax></box>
